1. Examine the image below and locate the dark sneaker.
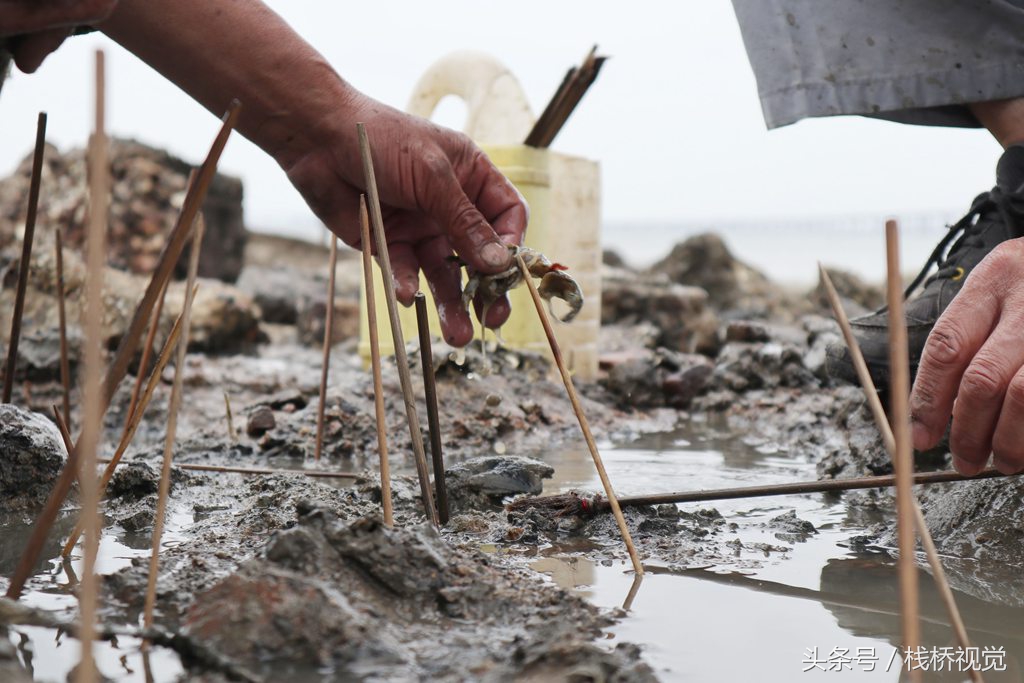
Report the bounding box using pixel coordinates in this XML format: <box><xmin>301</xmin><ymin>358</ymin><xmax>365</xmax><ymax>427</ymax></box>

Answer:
<box><xmin>825</xmin><ymin>144</ymin><xmax>1024</xmax><ymax>390</ymax></box>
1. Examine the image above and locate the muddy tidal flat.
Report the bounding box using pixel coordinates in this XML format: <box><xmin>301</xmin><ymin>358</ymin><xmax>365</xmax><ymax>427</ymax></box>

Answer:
<box><xmin>1</xmin><ymin>143</ymin><xmax>1023</xmax><ymax>681</ymax></box>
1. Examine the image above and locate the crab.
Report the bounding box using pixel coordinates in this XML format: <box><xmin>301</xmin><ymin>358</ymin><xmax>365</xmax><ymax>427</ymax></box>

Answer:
<box><xmin>460</xmin><ymin>245</ymin><xmax>584</xmax><ymax>348</ymax></box>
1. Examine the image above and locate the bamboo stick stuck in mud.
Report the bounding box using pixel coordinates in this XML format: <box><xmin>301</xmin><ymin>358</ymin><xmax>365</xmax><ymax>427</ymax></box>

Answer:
<box><xmin>6</xmin><ymin>103</ymin><xmax>239</xmax><ymax>601</ymax></box>
<box><xmin>357</xmin><ymin>124</ymin><xmax>438</xmax><ymax>526</ymax></box>
<box><xmin>415</xmin><ymin>292</ymin><xmax>449</xmax><ymax>525</ymax></box>
<box><xmin>3</xmin><ymin>112</ymin><xmax>47</xmax><ymax>404</ymax></box>
<box><xmin>55</xmin><ymin>229</ymin><xmax>72</xmax><ymax>429</ymax></box>
<box><xmin>77</xmin><ymin>49</ymin><xmax>108</xmax><ymax>683</ymax></box>
<box><xmin>515</xmin><ymin>252</ymin><xmax>644</xmax><ymax>576</ymax></box>
<box><xmin>223</xmin><ymin>391</ymin><xmax>236</xmax><ymax>443</ymax></box>
<box><xmin>144</xmin><ymin>217</ymin><xmax>205</xmax><ymax>632</ymax></box>
<box><xmin>820</xmin><ymin>263</ymin><xmax>982</xmax><ymax>683</ymax></box>
<box><xmin>315</xmin><ymin>235</ymin><xmax>339</xmax><ymax>462</ymax></box>
<box><xmin>126</xmin><ymin>276</ymin><xmax>169</xmax><ymax>424</ymax></box>
<box><xmin>360</xmin><ymin>196</ymin><xmax>394</xmax><ymax>527</ymax></box>
<box><xmin>884</xmin><ymin>221</ymin><xmax>923</xmax><ymax>681</ymax></box>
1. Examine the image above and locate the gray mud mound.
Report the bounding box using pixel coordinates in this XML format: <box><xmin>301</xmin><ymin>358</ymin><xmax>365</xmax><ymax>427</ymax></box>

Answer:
<box><xmin>0</xmin><ymin>404</ymin><xmax>66</xmax><ymax>510</ymax></box>
<box><xmin>185</xmin><ymin>510</ymin><xmax>656</xmax><ymax>681</ymax></box>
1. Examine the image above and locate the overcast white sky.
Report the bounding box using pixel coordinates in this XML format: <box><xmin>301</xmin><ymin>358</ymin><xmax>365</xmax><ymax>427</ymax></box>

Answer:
<box><xmin>0</xmin><ymin>1</ymin><xmax>1003</xmax><ymax>254</ymax></box>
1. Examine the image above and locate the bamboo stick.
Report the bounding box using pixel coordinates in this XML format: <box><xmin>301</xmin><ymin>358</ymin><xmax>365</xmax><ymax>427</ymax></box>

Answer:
<box><xmin>3</xmin><ymin>111</ymin><xmax>47</xmax><ymax>404</ymax></box>
<box><xmin>360</xmin><ymin>196</ymin><xmax>393</xmax><ymax>526</ymax></box>
<box><xmin>52</xmin><ymin>404</ymin><xmax>73</xmax><ymax>456</ymax></box>
<box><xmin>820</xmin><ymin>263</ymin><xmax>982</xmax><ymax>682</ymax></box>
<box><xmin>55</xmin><ymin>229</ymin><xmax>71</xmax><ymax>428</ymax></box>
<box><xmin>223</xmin><ymin>391</ymin><xmax>236</xmax><ymax>443</ymax></box>
<box><xmin>126</xmin><ymin>275</ymin><xmax>169</xmax><ymax>424</ymax></box>
<box><xmin>526</xmin><ymin>467</ymin><xmax>1008</xmax><ymax>510</ymax></box>
<box><xmin>143</xmin><ymin>217</ymin><xmax>204</xmax><ymax>632</ymax></box>
<box><xmin>314</xmin><ymin>236</ymin><xmax>339</xmax><ymax>462</ymax></box>
<box><xmin>885</xmin><ymin>220</ymin><xmax>922</xmax><ymax>681</ymax></box>
<box><xmin>77</xmin><ymin>50</ymin><xmax>107</xmax><ymax>683</ymax></box>
<box><xmin>97</xmin><ymin>459</ymin><xmax>360</xmax><ymax>480</ymax></box>
<box><xmin>515</xmin><ymin>252</ymin><xmax>643</xmax><ymax>576</ymax></box>
<box><xmin>62</xmin><ymin>294</ymin><xmax>192</xmax><ymax>559</ymax></box>
<box><xmin>5</xmin><ymin>103</ymin><xmax>240</xmax><ymax>599</ymax></box>
<box><xmin>356</xmin><ymin>123</ymin><xmax>438</xmax><ymax>526</ymax></box>
<box><xmin>415</xmin><ymin>292</ymin><xmax>449</xmax><ymax>524</ymax></box>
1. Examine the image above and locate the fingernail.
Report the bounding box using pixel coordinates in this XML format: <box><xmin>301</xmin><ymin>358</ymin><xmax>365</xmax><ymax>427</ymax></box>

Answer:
<box><xmin>481</xmin><ymin>243</ymin><xmax>510</xmax><ymax>269</ymax></box>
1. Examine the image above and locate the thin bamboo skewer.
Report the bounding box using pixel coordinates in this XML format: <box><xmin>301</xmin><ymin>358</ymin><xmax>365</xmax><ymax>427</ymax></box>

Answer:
<box><xmin>97</xmin><ymin>459</ymin><xmax>360</xmax><ymax>480</ymax></box>
<box><xmin>884</xmin><ymin>220</ymin><xmax>922</xmax><ymax>681</ymax></box>
<box><xmin>360</xmin><ymin>196</ymin><xmax>394</xmax><ymax>526</ymax></box>
<box><xmin>55</xmin><ymin>229</ymin><xmax>72</xmax><ymax>428</ymax></box>
<box><xmin>52</xmin><ymin>404</ymin><xmax>73</xmax><ymax>456</ymax></box>
<box><xmin>223</xmin><ymin>391</ymin><xmax>236</xmax><ymax>443</ymax></box>
<box><xmin>414</xmin><ymin>293</ymin><xmax>449</xmax><ymax>524</ymax></box>
<box><xmin>143</xmin><ymin>217</ymin><xmax>204</xmax><ymax>632</ymax></box>
<box><xmin>3</xmin><ymin>111</ymin><xmax>47</xmax><ymax>404</ymax></box>
<box><xmin>314</xmin><ymin>235</ymin><xmax>339</xmax><ymax>462</ymax></box>
<box><xmin>126</xmin><ymin>276</ymin><xmax>169</xmax><ymax>423</ymax></box>
<box><xmin>356</xmin><ymin>123</ymin><xmax>438</xmax><ymax>526</ymax></box>
<box><xmin>76</xmin><ymin>50</ymin><xmax>107</xmax><ymax>683</ymax></box>
<box><xmin>5</xmin><ymin>104</ymin><xmax>239</xmax><ymax>601</ymax></box>
<box><xmin>820</xmin><ymin>264</ymin><xmax>981</xmax><ymax>682</ymax></box>
<box><xmin>515</xmin><ymin>253</ymin><xmax>643</xmax><ymax>576</ymax></box>
<box><xmin>507</xmin><ymin>467</ymin><xmax>1013</xmax><ymax>512</ymax></box>
<box><xmin>62</xmin><ymin>296</ymin><xmax>192</xmax><ymax>558</ymax></box>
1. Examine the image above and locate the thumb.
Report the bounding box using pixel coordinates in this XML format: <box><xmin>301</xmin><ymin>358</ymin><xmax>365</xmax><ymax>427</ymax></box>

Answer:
<box><xmin>422</xmin><ymin>162</ymin><xmax>511</xmax><ymax>274</ymax></box>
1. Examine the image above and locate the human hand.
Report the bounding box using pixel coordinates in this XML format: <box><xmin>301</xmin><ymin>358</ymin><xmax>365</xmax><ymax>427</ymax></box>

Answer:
<box><xmin>910</xmin><ymin>237</ymin><xmax>1024</xmax><ymax>475</ymax></box>
<box><xmin>284</xmin><ymin>92</ymin><xmax>527</xmax><ymax>347</ymax></box>
<box><xmin>2</xmin><ymin>0</ymin><xmax>118</xmax><ymax>72</ymax></box>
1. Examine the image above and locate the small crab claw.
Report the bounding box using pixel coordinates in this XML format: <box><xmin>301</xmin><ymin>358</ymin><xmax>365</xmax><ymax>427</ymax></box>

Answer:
<box><xmin>538</xmin><ymin>270</ymin><xmax>583</xmax><ymax>323</ymax></box>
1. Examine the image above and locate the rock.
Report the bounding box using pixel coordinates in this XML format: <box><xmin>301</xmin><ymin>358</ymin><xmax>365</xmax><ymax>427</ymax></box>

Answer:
<box><xmin>602</xmin><ymin>248</ymin><xmax>630</xmax><ymax>269</ymax></box>
<box><xmin>296</xmin><ymin>295</ymin><xmax>360</xmax><ymax>347</ymax></box>
<box><xmin>164</xmin><ymin>278</ymin><xmax>265</xmax><ymax>353</ymax></box>
<box><xmin>246</xmin><ymin>406</ymin><xmax>276</xmax><ymax>437</ymax></box>
<box><xmin>236</xmin><ymin>264</ymin><xmax>319</xmax><ymax>325</ymax></box>
<box><xmin>107</xmin><ymin>461</ymin><xmax>160</xmax><ymax>501</ymax></box>
<box><xmin>725</xmin><ymin>320</ymin><xmax>770</xmax><ymax>343</ymax></box>
<box><xmin>601</xmin><ymin>266</ymin><xmax>719</xmax><ymax>354</ymax></box>
<box><xmin>0</xmin><ymin>242</ymin><xmax>265</xmax><ymax>385</ymax></box>
<box><xmin>0</xmin><ymin>404</ymin><xmax>66</xmax><ymax>510</ymax></box>
<box><xmin>765</xmin><ymin>510</ymin><xmax>817</xmax><ymax>543</ymax></box>
<box><xmin>599</xmin><ymin>348</ymin><xmax>713</xmax><ymax>409</ymax></box>
<box><xmin>711</xmin><ymin>341</ymin><xmax>818</xmax><ymax>392</ymax></box>
<box><xmin>813</xmin><ymin>266</ymin><xmax>883</xmax><ymax>315</ymax></box>
<box><xmin>802</xmin><ymin>314</ymin><xmax>842</xmax><ymax>381</ymax></box>
<box><xmin>445</xmin><ymin>456</ymin><xmax>554</xmax><ymax>511</ymax></box>
<box><xmin>0</xmin><ymin>138</ymin><xmax>247</xmax><ymax>282</ymax></box>
<box><xmin>648</xmin><ymin>233</ymin><xmax>781</xmax><ymax>315</ymax></box>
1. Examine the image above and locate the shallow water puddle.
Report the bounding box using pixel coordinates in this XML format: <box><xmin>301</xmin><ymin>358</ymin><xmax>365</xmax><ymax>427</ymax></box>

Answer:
<box><xmin>531</xmin><ymin>425</ymin><xmax>1024</xmax><ymax>681</ymax></box>
<box><xmin>2</xmin><ymin>509</ymin><xmax>192</xmax><ymax>682</ymax></box>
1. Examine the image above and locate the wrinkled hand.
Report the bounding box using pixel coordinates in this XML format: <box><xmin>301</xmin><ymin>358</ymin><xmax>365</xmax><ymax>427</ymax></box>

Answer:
<box><xmin>284</xmin><ymin>93</ymin><xmax>527</xmax><ymax>347</ymax></box>
<box><xmin>2</xmin><ymin>0</ymin><xmax>119</xmax><ymax>72</ymax></box>
<box><xmin>911</xmin><ymin>237</ymin><xmax>1024</xmax><ymax>475</ymax></box>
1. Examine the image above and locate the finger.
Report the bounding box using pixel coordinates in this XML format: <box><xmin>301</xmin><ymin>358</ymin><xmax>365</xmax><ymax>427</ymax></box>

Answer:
<box><xmin>910</xmin><ymin>276</ymin><xmax>1000</xmax><ymax>451</ymax></box>
<box><xmin>948</xmin><ymin>317</ymin><xmax>1024</xmax><ymax>470</ymax></box>
<box><xmin>413</xmin><ymin>233</ymin><xmax>474</xmax><ymax>346</ymax></box>
<box><xmin>418</xmin><ymin>152</ymin><xmax>512</xmax><ymax>274</ymax></box>
<box><xmin>992</xmin><ymin>367</ymin><xmax>1024</xmax><ymax>474</ymax></box>
<box><xmin>386</xmin><ymin>241</ymin><xmax>420</xmax><ymax>306</ymax></box>
<box><xmin>467</xmin><ymin>151</ymin><xmax>529</xmax><ymax>246</ymax></box>
<box><xmin>11</xmin><ymin>27</ymin><xmax>71</xmax><ymax>73</ymax></box>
